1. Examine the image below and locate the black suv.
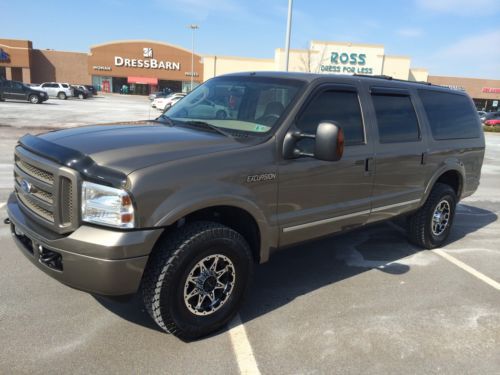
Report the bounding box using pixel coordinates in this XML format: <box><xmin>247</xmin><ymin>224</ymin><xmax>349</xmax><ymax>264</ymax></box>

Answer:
<box><xmin>0</xmin><ymin>80</ymin><xmax>48</xmax><ymax>104</ymax></box>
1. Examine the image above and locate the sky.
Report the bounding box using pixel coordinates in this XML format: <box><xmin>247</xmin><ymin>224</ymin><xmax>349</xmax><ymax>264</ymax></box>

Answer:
<box><xmin>2</xmin><ymin>0</ymin><xmax>499</xmax><ymax>79</ymax></box>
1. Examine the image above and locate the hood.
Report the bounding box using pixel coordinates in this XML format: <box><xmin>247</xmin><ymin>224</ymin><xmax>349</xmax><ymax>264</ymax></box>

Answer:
<box><xmin>38</xmin><ymin>122</ymin><xmax>247</xmax><ymax>174</ymax></box>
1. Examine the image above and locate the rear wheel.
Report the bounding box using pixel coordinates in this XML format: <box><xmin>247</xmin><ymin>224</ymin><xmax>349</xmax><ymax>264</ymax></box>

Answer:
<box><xmin>57</xmin><ymin>92</ymin><xmax>67</xmax><ymax>100</ymax></box>
<box><xmin>216</xmin><ymin>110</ymin><xmax>227</xmax><ymax>119</ymax></box>
<box><xmin>141</xmin><ymin>221</ymin><xmax>253</xmax><ymax>340</ymax></box>
<box><xmin>408</xmin><ymin>183</ymin><xmax>457</xmax><ymax>249</ymax></box>
<box><xmin>29</xmin><ymin>94</ymin><xmax>39</xmax><ymax>104</ymax></box>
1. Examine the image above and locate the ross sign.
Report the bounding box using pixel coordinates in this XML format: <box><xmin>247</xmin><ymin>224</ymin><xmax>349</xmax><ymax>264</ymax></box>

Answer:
<box><xmin>114</xmin><ymin>47</ymin><xmax>181</xmax><ymax>71</ymax></box>
<box><xmin>0</xmin><ymin>48</ymin><xmax>9</xmax><ymax>62</ymax></box>
<box><xmin>320</xmin><ymin>51</ymin><xmax>374</xmax><ymax>75</ymax></box>
<box><xmin>482</xmin><ymin>87</ymin><xmax>500</xmax><ymax>94</ymax></box>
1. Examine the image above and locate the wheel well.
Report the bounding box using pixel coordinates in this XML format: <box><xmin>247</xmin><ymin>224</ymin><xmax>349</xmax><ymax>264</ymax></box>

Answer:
<box><xmin>161</xmin><ymin>206</ymin><xmax>261</xmax><ymax>263</ymax></box>
<box><xmin>435</xmin><ymin>170</ymin><xmax>462</xmax><ymax>196</ymax></box>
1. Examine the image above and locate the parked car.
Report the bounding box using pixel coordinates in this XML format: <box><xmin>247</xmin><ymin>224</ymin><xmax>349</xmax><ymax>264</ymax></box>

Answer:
<box><xmin>39</xmin><ymin>82</ymin><xmax>73</xmax><ymax>100</ymax></box>
<box><xmin>71</xmin><ymin>85</ymin><xmax>91</xmax><ymax>99</ymax></box>
<box><xmin>149</xmin><ymin>88</ymin><xmax>173</xmax><ymax>101</ymax></box>
<box><xmin>162</xmin><ymin>95</ymin><xmax>184</xmax><ymax>111</ymax></box>
<box><xmin>151</xmin><ymin>92</ymin><xmax>186</xmax><ymax>110</ymax></box>
<box><xmin>176</xmin><ymin>98</ymin><xmax>229</xmax><ymax>119</ymax></box>
<box><xmin>477</xmin><ymin>111</ymin><xmax>487</xmax><ymax>118</ymax></box>
<box><xmin>83</xmin><ymin>85</ymin><xmax>98</xmax><ymax>95</ymax></box>
<box><xmin>7</xmin><ymin>72</ymin><xmax>485</xmax><ymax>340</ymax></box>
<box><xmin>0</xmin><ymin>80</ymin><xmax>48</xmax><ymax>104</ymax></box>
<box><xmin>484</xmin><ymin>119</ymin><xmax>500</xmax><ymax>126</ymax></box>
<box><xmin>481</xmin><ymin>111</ymin><xmax>500</xmax><ymax>123</ymax></box>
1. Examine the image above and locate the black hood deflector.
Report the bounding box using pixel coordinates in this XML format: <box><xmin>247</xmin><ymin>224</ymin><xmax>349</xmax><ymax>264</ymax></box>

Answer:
<box><xmin>19</xmin><ymin>134</ymin><xmax>128</xmax><ymax>188</ymax></box>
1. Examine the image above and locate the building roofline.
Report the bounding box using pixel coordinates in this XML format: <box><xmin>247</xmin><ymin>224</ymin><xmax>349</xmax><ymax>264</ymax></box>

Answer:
<box><xmin>203</xmin><ymin>54</ymin><xmax>274</xmax><ymax>62</ymax></box>
<box><xmin>89</xmin><ymin>39</ymin><xmax>199</xmax><ymax>56</ymax></box>
<box><xmin>310</xmin><ymin>40</ymin><xmax>385</xmax><ymax>49</ymax></box>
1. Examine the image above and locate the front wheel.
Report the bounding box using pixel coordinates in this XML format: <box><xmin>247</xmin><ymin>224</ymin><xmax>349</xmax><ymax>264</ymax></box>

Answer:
<box><xmin>29</xmin><ymin>94</ymin><xmax>40</xmax><ymax>104</ymax></box>
<box><xmin>408</xmin><ymin>183</ymin><xmax>457</xmax><ymax>249</ymax></box>
<box><xmin>78</xmin><ymin>93</ymin><xmax>84</xmax><ymax>99</ymax></box>
<box><xmin>141</xmin><ymin>221</ymin><xmax>253</xmax><ymax>340</ymax></box>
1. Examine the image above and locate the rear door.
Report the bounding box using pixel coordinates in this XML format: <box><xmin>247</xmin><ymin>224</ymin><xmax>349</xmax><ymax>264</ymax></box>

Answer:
<box><xmin>278</xmin><ymin>82</ymin><xmax>375</xmax><ymax>246</ymax></box>
<box><xmin>363</xmin><ymin>85</ymin><xmax>431</xmax><ymax>222</ymax></box>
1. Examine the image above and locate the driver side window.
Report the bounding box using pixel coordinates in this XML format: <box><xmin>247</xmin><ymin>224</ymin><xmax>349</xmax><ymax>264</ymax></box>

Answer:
<box><xmin>296</xmin><ymin>89</ymin><xmax>365</xmax><ymax>153</ymax></box>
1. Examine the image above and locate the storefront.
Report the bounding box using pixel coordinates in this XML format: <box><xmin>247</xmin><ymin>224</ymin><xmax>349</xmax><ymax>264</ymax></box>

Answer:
<box><xmin>88</xmin><ymin>40</ymin><xmax>202</xmax><ymax>94</ymax></box>
<box><xmin>428</xmin><ymin>76</ymin><xmax>500</xmax><ymax>112</ymax></box>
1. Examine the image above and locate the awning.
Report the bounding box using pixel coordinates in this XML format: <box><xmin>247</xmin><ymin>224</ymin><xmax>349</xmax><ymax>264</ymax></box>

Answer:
<box><xmin>127</xmin><ymin>76</ymin><xmax>158</xmax><ymax>85</ymax></box>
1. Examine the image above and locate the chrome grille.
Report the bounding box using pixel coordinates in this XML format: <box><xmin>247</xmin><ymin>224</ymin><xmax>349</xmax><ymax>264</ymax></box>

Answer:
<box><xmin>14</xmin><ymin>147</ymin><xmax>80</xmax><ymax>234</ymax></box>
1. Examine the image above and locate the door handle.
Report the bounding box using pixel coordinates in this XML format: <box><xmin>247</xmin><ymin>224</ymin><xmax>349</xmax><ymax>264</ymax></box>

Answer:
<box><xmin>421</xmin><ymin>152</ymin><xmax>428</xmax><ymax>165</ymax></box>
<box><xmin>364</xmin><ymin>157</ymin><xmax>374</xmax><ymax>176</ymax></box>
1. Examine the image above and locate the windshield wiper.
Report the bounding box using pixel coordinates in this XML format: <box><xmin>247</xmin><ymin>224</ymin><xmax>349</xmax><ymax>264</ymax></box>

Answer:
<box><xmin>156</xmin><ymin>114</ymin><xmax>174</xmax><ymax>126</ymax></box>
<box><xmin>181</xmin><ymin>120</ymin><xmax>233</xmax><ymax>138</ymax></box>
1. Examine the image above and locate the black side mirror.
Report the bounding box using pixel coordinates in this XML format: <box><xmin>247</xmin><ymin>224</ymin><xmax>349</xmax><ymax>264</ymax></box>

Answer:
<box><xmin>283</xmin><ymin>121</ymin><xmax>344</xmax><ymax>161</ymax></box>
<box><xmin>314</xmin><ymin>122</ymin><xmax>344</xmax><ymax>161</ymax></box>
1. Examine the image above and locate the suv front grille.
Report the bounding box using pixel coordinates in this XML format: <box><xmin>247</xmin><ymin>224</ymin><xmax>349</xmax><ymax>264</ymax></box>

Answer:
<box><xmin>14</xmin><ymin>147</ymin><xmax>80</xmax><ymax>234</ymax></box>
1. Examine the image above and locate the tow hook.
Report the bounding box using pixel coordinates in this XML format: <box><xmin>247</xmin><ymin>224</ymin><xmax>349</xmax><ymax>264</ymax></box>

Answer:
<box><xmin>4</xmin><ymin>218</ymin><xmax>10</xmax><ymax>225</ymax></box>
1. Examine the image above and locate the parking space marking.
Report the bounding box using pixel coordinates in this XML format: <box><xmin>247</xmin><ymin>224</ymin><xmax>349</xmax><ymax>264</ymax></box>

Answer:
<box><xmin>433</xmin><ymin>248</ymin><xmax>500</xmax><ymax>291</ymax></box>
<box><xmin>228</xmin><ymin>314</ymin><xmax>261</xmax><ymax>375</ymax></box>
<box><xmin>0</xmin><ymin>202</ymin><xmax>6</xmax><ymax>209</ymax></box>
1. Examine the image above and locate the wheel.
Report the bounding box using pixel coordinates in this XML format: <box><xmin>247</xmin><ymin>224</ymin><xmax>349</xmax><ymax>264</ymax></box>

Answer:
<box><xmin>408</xmin><ymin>183</ymin><xmax>457</xmax><ymax>249</ymax></box>
<box><xmin>141</xmin><ymin>221</ymin><xmax>253</xmax><ymax>340</ymax></box>
<box><xmin>57</xmin><ymin>92</ymin><xmax>67</xmax><ymax>100</ymax></box>
<box><xmin>29</xmin><ymin>94</ymin><xmax>39</xmax><ymax>104</ymax></box>
<box><xmin>78</xmin><ymin>93</ymin><xmax>84</xmax><ymax>99</ymax></box>
<box><xmin>216</xmin><ymin>110</ymin><xmax>227</xmax><ymax>119</ymax></box>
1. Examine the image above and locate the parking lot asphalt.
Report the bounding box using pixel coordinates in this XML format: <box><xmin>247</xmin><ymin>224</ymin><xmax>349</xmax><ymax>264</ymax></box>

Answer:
<box><xmin>0</xmin><ymin>93</ymin><xmax>156</xmax><ymax>128</ymax></box>
<box><xmin>0</xmin><ymin>99</ymin><xmax>499</xmax><ymax>374</ymax></box>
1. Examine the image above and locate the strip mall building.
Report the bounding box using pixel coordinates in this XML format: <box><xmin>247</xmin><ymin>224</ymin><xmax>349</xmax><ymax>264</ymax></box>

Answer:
<box><xmin>1</xmin><ymin>38</ymin><xmax>499</xmax><ymax>111</ymax></box>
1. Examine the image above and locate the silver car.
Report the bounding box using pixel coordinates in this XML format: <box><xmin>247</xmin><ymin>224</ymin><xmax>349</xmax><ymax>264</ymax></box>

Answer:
<box><xmin>39</xmin><ymin>82</ymin><xmax>74</xmax><ymax>100</ymax></box>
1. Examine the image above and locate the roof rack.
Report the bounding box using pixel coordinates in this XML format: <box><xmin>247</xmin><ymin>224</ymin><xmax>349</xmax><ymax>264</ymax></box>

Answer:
<box><xmin>353</xmin><ymin>74</ymin><xmax>433</xmax><ymax>86</ymax></box>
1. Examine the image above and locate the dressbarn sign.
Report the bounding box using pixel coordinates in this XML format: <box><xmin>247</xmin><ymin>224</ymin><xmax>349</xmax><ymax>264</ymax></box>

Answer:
<box><xmin>114</xmin><ymin>48</ymin><xmax>181</xmax><ymax>71</ymax></box>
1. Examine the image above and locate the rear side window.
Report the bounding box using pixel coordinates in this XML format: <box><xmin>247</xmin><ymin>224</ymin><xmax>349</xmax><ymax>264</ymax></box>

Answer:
<box><xmin>372</xmin><ymin>94</ymin><xmax>420</xmax><ymax>143</ymax></box>
<box><xmin>62</xmin><ymin>84</ymin><xmax>69</xmax><ymax>88</ymax></box>
<box><xmin>418</xmin><ymin>90</ymin><xmax>479</xmax><ymax>140</ymax></box>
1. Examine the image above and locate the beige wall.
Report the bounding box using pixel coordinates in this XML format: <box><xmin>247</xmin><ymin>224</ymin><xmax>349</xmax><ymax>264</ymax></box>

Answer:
<box><xmin>204</xmin><ymin>40</ymin><xmax>426</xmax><ymax>82</ymax></box>
<box><xmin>203</xmin><ymin>55</ymin><xmax>275</xmax><ymax>80</ymax></box>
<box><xmin>409</xmin><ymin>68</ymin><xmax>429</xmax><ymax>82</ymax></box>
<box><xmin>382</xmin><ymin>56</ymin><xmax>410</xmax><ymax>80</ymax></box>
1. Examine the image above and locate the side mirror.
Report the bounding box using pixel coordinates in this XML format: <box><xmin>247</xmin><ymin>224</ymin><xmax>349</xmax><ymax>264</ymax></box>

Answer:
<box><xmin>314</xmin><ymin>122</ymin><xmax>344</xmax><ymax>161</ymax></box>
<box><xmin>283</xmin><ymin>121</ymin><xmax>344</xmax><ymax>161</ymax></box>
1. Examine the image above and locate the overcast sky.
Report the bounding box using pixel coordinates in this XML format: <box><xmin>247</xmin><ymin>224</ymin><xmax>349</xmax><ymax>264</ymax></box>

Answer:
<box><xmin>3</xmin><ymin>0</ymin><xmax>499</xmax><ymax>79</ymax></box>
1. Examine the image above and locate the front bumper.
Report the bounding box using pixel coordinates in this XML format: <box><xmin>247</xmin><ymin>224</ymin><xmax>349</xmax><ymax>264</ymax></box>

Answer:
<box><xmin>7</xmin><ymin>193</ymin><xmax>163</xmax><ymax>296</ymax></box>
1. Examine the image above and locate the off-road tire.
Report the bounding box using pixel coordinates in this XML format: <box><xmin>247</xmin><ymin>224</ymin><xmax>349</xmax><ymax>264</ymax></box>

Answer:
<box><xmin>408</xmin><ymin>183</ymin><xmax>457</xmax><ymax>249</ymax></box>
<box><xmin>29</xmin><ymin>94</ymin><xmax>39</xmax><ymax>104</ymax></box>
<box><xmin>57</xmin><ymin>92</ymin><xmax>67</xmax><ymax>100</ymax></box>
<box><xmin>140</xmin><ymin>221</ymin><xmax>253</xmax><ymax>340</ymax></box>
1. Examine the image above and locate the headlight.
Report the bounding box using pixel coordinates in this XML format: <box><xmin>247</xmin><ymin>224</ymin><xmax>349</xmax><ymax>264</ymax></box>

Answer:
<box><xmin>81</xmin><ymin>181</ymin><xmax>135</xmax><ymax>228</ymax></box>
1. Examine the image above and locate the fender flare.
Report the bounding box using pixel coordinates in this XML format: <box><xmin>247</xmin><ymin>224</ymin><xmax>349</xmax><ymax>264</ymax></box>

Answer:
<box><xmin>154</xmin><ymin>194</ymin><xmax>275</xmax><ymax>263</ymax></box>
<box><xmin>421</xmin><ymin>161</ymin><xmax>465</xmax><ymax>204</ymax></box>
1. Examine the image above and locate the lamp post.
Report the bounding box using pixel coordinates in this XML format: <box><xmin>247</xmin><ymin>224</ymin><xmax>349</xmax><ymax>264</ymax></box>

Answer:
<box><xmin>188</xmin><ymin>24</ymin><xmax>199</xmax><ymax>92</ymax></box>
<box><xmin>284</xmin><ymin>0</ymin><xmax>293</xmax><ymax>71</ymax></box>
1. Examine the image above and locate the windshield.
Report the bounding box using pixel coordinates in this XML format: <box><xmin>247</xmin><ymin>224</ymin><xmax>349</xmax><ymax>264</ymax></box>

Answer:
<box><xmin>164</xmin><ymin>76</ymin><xmax>304</xmax><ymax>134</ymax></box>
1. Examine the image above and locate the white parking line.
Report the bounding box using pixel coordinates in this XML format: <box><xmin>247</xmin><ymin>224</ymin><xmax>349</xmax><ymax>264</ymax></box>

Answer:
<box><xmin>433</xmin><ymin>249</ymin><xmax>500</xmax><ymax>291</ymax></box>
<box><xmin>0</xmin><ymin>202</ymin><xmax>6</xmax><ymax>209</ymax></box>
<box><xmin>228</xmin><ymin>314</ymin><xmax>261</xmax><ymax>375</ymax></box>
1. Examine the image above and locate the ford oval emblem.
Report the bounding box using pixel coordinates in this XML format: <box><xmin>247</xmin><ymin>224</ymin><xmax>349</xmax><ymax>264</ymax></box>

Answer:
<box><xmin>21</xmin><ymin>179</ymin><xmax>32</xmax><ymax>194</ymax></box>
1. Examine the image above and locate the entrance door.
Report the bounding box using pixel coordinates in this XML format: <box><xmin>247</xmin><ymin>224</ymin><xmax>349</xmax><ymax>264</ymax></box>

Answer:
<box><xmin>278</xmin><ymin>84</ymin><xmax>374</xmax><ymax>246</ymax></box>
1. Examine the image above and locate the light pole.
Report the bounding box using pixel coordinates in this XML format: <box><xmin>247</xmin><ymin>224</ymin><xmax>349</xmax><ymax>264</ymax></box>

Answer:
<box><xmin>284</xmin><ymin>0</ymin><xmax>293</xmax><ymax>71</ymax></box>
<box><xmin>188</xmin><ymin>24</ymin><xmax>199</xmax><ymax>92</ymax></box>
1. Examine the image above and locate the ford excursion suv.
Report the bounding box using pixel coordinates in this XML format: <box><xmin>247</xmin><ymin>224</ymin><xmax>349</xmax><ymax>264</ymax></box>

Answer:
<box><xmin>7</xmin><ymin>72</ymin><xmax>485</xmax><ymax>340</ymax></box>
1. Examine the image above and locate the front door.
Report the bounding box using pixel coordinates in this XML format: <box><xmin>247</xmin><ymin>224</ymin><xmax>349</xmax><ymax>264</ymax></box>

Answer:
<box><xmin>3</xmin><ymin>81</ymin><xmax>24</xmax><ymax>100</ymax></box>
<box><xmin>278</xmin><ymin>84</ymin><xmax>374</xmax><ymax>246</ymax></box>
